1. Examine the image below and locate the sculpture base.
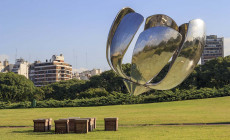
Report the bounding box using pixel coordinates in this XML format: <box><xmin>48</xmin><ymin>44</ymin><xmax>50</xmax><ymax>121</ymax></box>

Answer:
<box><xmin>123</xmin><ymin>79</ymin><xmax>151</xmax><ymax>95</ymax></box>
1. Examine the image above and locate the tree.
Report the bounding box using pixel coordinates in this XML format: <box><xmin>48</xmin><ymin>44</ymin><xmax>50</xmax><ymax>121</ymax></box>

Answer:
<box><xmin>0</xmin><ymin>72</ymin><xmax>39</xmax><ymax>102</ymax></box>
<box><xmin>87</xmin><ymin>70</ymin><xmax>127</xmax><ymax>93</ymax></box>
<box><xmin>196</xmin><ymin>56</ymin><xmax>230</xmax><ymax>88</ymax></box>
<box><xmin>41</xmin><ymin>79</ymin><xmax>87</xmax><ymax>100</ymax></box>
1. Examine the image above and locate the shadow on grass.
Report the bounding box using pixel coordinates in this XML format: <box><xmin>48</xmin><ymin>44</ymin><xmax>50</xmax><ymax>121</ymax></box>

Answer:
<box><xmin>159</xmin><ymin>122</ymin><xmax>230</xmax><ymax>126</ymax></box>
<box><xmin>11</xmin><ymin>129</ymin><xmax>104</xmax><ymax>135</ymax></box>
<box><xmin>10</xmin><ymin>122</ymin><xmax>230</xmax><ymax>135</ymax></box>
<box><xmin>12</xmin><ymin>130</ymin><xmax>56</xmax><ymax>135</ymax></box>
<box><xmin>119</xmin><ymin>122</ymin><xmax>230</xmax><ymax>127</ymax></box>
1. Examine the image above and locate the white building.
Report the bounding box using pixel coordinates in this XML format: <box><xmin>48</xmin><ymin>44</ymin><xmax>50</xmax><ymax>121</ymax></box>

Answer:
<box><xmin>0</xmin><ymin>60</ymin><xmax>13</xmax><ymax>73</ymax></box>
<box><xmin>73</xmin><ymin>69</ymin><xmax>102</xmax><ymax>80</ymax></box>
<box><xmin>12</xmin><ymin>58</ymin><xmax>29</xmax><ymax>78</ymax></box>
<box><xmin>0</xmin><ymin>61</ymin><xmax>5</xmax><ymax>72</ymax></box>
<box><xmin>201</xmin><ymin>35</ymin><xmax>224</xmax><ymax>65</ymax></box>
<box><xmin>72</xmin><ymin>72</ymin><xmax>81</xmax><ymax>80</ymax></box>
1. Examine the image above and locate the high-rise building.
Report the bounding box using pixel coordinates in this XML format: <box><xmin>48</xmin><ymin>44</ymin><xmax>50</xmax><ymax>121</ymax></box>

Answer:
<box><xmin>32</xmin><ymin>54</ymin><xmax>72</xmax><ymax>87</ymax></box>
<box><xmin>29</xmin><ymin>62</ymin><xmax>37</xmax><ymax>82</ymax></box>
<box><xmin>201</xmin><ymin>35</ymin><xmax>224</xmax><ymax>65</ymax></box>
<box><xmin>11</xmin><ymin>58</ymin><xmax>29</xmax><ymax>78</ymax></box>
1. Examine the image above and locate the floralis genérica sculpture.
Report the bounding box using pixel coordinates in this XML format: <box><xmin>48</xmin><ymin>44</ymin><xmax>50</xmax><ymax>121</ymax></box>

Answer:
<box><xmin>106</xmin><ymin>7</ymin><xmax>206</xmax><ymax>95</ymax></box>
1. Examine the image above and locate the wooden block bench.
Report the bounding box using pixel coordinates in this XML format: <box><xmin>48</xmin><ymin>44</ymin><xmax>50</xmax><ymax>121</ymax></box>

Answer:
<box><xmin>81</xmin><ymin>118</ymin><xmax>95</xmax><ymax>132</ymax></box>
<box><xmin>93</xmin><ymin>118</ymin><xmax>96</xmax><ymax>129</ymax></box>
<box><xmin>33</xmin><ymin>119</ymin><xmax>49</xmax><ymax>132</ymax></box>
<box><xmin>74</xmin><ymin>119</ymin><xmax>89</xmax><ymax>133</ymax></box>
<box><xmin>104</xmin><ymin>118</ymin><xmax>118</xmax><ymax>131</ymax></box>
<box><xmin>54</xmin><ymin>119</ymin><xmax>69</xmax><ymax>134</ymax></box>
<box><xmin>48</xmin><ymin>118</ymin><xmax>52</xmax><ymax>131</ymax></box>
<box><xmin>68</xmin><ymin>117</ymin><xmax>80</xmax><ymax>132</ymax></box>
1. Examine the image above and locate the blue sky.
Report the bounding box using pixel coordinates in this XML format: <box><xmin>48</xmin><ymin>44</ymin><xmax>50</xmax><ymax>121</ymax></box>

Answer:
<box><xmin>0</xmin><ymin>0</ymin><xmax>230</xmax><ymax>72</ymax></box>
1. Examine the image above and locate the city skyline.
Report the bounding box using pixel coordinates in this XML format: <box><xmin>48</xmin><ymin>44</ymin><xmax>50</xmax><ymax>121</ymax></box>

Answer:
<box><xmin>0</xmin><ymin>0</ymin><xmax>230</xmax><ymax>72</ymax></box>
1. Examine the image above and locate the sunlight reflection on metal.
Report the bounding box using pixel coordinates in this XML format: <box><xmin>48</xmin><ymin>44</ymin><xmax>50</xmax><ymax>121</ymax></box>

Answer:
<box><xmin>106</xmin><ymin>7</ymin><xmax>134</xmax><ymax>72</ymax></box>
<box><xmin>107</xmin><ymin>7</ymin><xmax>144</xmax><ymax>79</ymax></box>
<box><xmin>146</xmin><ymin>19</ymin><xmax>206</xmax><ymax>90</ymax></box>
<box><xmin>123</xmin><ymin>79</ymin><xmax>151</xmax><ymax>96</ymax></box>
<box><xmin>106</xmin><ymin>8</ymin><xmax>206</xmax><ymax>95</ymax></box>
<box><xmin>144</xmin><ymin>15</ymin><xmax>179</xmax><ymax>31</ymax></box>
<box><xmin>131</xmin><ymin>26</ymin><xmax>182</xmax><ymax>85</ymax></box>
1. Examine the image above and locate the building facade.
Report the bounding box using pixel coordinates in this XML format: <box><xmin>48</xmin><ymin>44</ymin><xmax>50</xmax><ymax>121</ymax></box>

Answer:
<box><xmin>11</xmin><ymin>58</ymin><xmax>29</xmax><ymax>78</ymax></box>
<box><xmin>0</xmin><ymin>60</ymin><xmax>13</xmax><ymax>72</ymax></box>
<box><xmin>33</xmin><ymin>54</ymin><xmax>72</xmax><ymax>86</ymax></box>
<box><xmin>0</xmin><ymin>61</ymin><xmax>5</xmax><ymax>72</ymax></box>
<box><xmin>73</xmin><ymin>69</ymin><xmax>102</xmax><ymax>80</ymax></box>
<box><xmin>201</xmin><ymin>35</ymin><xmax>224</xmax><ymax>65</ymax></box>
<box><xmin>29</xmin><ymin>62</ymin><xmax>37</xmax><ymax>82</ymax></box>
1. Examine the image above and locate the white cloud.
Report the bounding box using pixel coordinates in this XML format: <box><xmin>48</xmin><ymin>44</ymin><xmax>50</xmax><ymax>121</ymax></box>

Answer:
<box><xmin>224</xmin><ymin>37</ymin><xmax>230</xmax><ymax>57</ymax></box>
<box><xmin>0</xmin><ymin>54</ymin><xmax>9</xmax><ymax>61</ymax></box>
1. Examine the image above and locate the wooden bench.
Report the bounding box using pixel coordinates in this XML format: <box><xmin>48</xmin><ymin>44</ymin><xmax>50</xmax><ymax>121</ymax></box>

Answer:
<box><xmin>54</xmin><ymin>119</ymin><xmax>69</xmax><ymax>133</ymax></box>
<box><xmin>104</xmin><ymin>118</ymin><xmax>118</xmax><ymax>131</ymax></box>
<box><xmin>48</xmin><ymin>118</ymin><xmax>52</xmax><ymax>131</ymax></box>
<box><xmin>68</xmin><ymin>117</ymin><xmax>80</xmax><ymax>132</ymax></box>
<box><xmin>93</xmin><ymin>118</ymin><xmax>96</xmax><ymax>129</ymax></box>
<box><xmin>33</xmin><ymin>119</ymin><xmax>49</xmax><ymax>132</ymax></box>
<box><xmin>74</xmin><ymin>119</ymin><xmax>89</xmax><ymax>133</ymax></box>
<box><xmin>81</xmin><ymin>118</ymin><xmax>95</xmax><ymax>132</ymax></box>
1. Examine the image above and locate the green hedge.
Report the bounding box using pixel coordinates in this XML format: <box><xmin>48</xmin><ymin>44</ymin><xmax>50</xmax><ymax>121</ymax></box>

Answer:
<box><xmin>1</xmin><ymin>85</ymin><xmax>230</xmax><ymax>109</ymax></box>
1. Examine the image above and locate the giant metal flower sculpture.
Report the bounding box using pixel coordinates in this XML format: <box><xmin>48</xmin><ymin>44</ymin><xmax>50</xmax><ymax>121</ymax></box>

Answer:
<box><xmin>106</xmin><ymin>7</ymin><xmax>206</xmax><ymax>95</ymax></box>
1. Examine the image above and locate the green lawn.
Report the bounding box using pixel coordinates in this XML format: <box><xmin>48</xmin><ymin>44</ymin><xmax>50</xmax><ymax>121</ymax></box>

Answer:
<box><xmin>0</xmin><ymin>97</ymin><xmax>230</xmax><ymax>139</ymax></box>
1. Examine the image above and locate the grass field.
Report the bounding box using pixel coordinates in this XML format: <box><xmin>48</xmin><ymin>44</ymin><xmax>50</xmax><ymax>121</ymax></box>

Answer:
<box><xmin>0</xmin><ymin>97</ymin><xmax>230</xmax><ymax>139</ymax></box>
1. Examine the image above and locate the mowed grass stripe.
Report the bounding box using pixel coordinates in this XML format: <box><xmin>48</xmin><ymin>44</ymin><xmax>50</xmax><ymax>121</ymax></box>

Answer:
<box><xmin>0</xmin><ymin>96</ymin><xmax>230</xmax><ymax>127</ymax></box>
<box><xmin>0</xmin><ymin>125</ymin><xmax>230</xmax><ymax>140</ymax></box>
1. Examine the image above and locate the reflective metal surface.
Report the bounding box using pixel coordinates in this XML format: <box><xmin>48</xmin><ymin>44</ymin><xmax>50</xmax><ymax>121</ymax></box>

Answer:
<box><xmin>106</xmin><ymin>7</ymin><xmax>134</xmax><ymax>72</ymax></box>
<box><xmin>145</xmin><ymin>15</ymin><xmax>179</xmax><ymax>31</ymax></box>
<box><xmin>106</xmin><ymin>7</ymin><xmax>206</xmax><ymax>95</ymax></box>
<box><xmin>106</xmin><ymin>7</ymin><xmax>144</xmax><ymax>79</ymax></box>
<box><xmin>170</xmin><ymin>23</ymin><xmax>189</xmax><ymax>65</ymax></box>
<box><xmin>131</xmin><ymin>26</ymin><xmax>182</xmax><ymax>84</ymax></box>
<box><xmin>147</xmin><ymin>19</ymin><xmax>206</xmax><ymax>90</ymax></box>
<box><xmin>123</xmin><ymin>79</ymin><xmax>151</xmax><ymax>96</ymax></box>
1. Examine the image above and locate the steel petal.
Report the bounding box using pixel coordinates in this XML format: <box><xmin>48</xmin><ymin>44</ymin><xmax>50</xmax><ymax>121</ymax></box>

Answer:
<box><xmin>123</xmin><ymin>79</ymin><xmax>151</xmax><ymax>96</ymax></box>
<box><xmin>145</xmin><ymin>15</ymin><xmax>179</xmax><ymax>31</ymax></box>
<box><xmin>106</xmin><ymin>7</ymin><xmax>144</xmax><ymax>79</ymax></box>
<box><xmin>131</xmin><ymin>26</ymin><xmax>182</xmax><ymax>84</ymax></box>
<box><xmin>106</xmin><ymin>7</ymin><xmax>134</xmax><ymax>72</ymax></box>
<box><xmin>147</xmin><ymin>19</ymin><xmax>206</xmax><ymax>90</ymax></box>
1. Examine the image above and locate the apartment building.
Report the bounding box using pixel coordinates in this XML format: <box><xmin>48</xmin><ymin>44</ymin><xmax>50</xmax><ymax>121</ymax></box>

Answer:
<box><xmin>201</xmin><ymin>35</ymin><xmax>224</xmax><ymax>65</ymax></box>
<box><xmin>33</xmin><ymin>54</ymin><xmax>72</xmax><ymax>86</ymax></box>
<box><xmin>11</xmin><ymin>58</ymin><xmax>29</xmax><ymax>78</ymax></box>
<box><xmin>29</xmin><ymin>62</ymin><xmax>37</xmax><ymax>82</ymax></box>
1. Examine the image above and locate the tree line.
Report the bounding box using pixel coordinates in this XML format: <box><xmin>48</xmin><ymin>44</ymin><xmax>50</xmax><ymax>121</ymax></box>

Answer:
<box><xmin>0</xmin><ymin>55</ymin><xmax>230</xmax><ymax>104</ymax></box>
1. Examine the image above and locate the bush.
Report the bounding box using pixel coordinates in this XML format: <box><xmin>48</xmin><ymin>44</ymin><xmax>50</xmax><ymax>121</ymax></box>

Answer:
<box><xmin>1</xmin><ymin>84</ymin><xmax>230</xmax><ymax>109</ymax></box>
<box><xmin>76</xmin><ymin>88</ymin><xmax>109</xmax><ymax>99</ymax></box>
